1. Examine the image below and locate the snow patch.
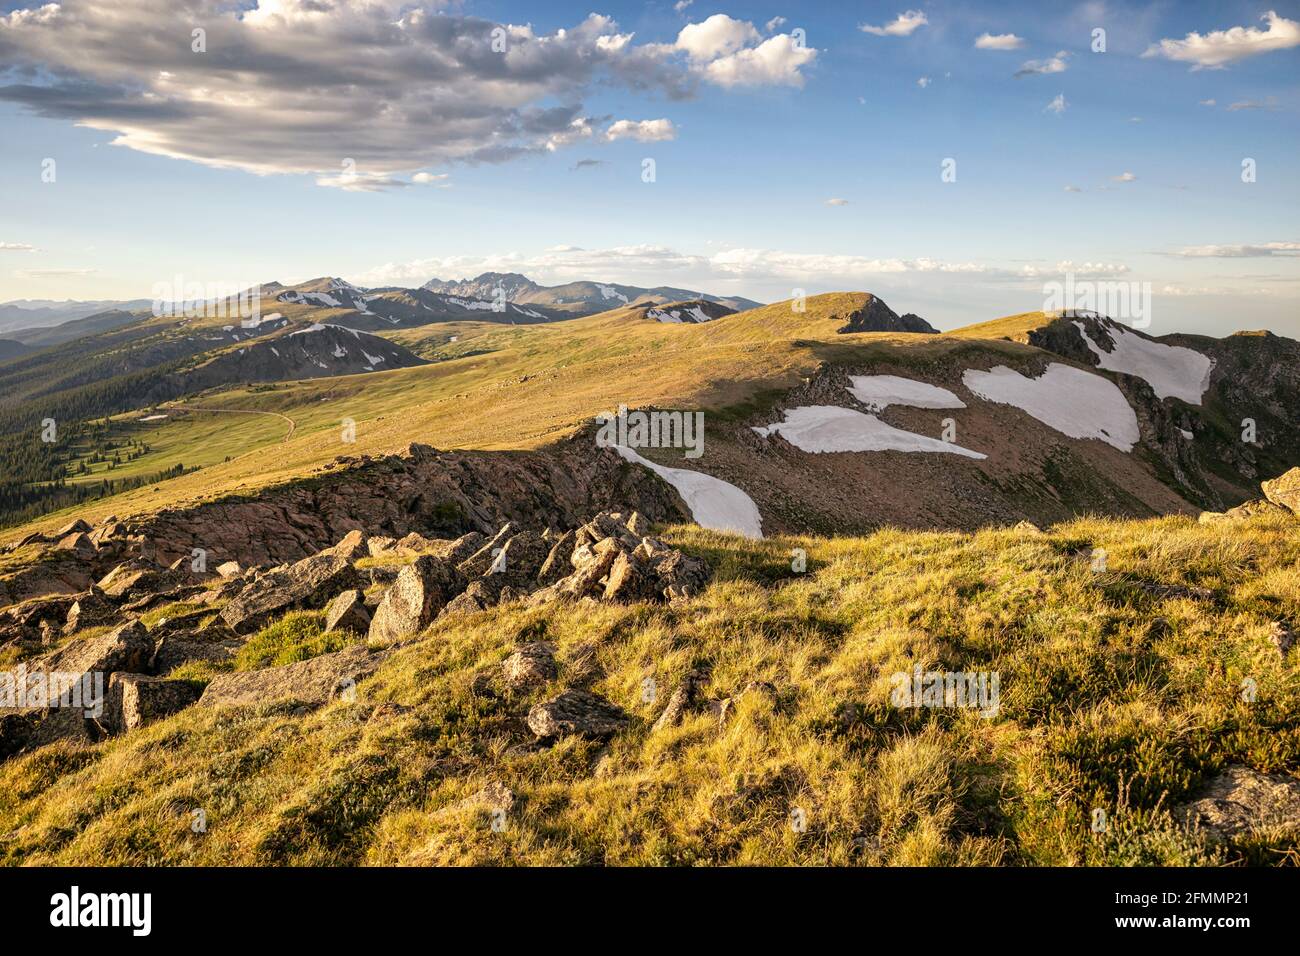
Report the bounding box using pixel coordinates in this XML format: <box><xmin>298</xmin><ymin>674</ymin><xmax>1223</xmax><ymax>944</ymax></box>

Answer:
<box><xmin>753</xmin><ymin>405</ymin><xmax>985</xmax><ymax>458</ymax></box>
<box><xmin>1073</xmin><ymin>321</ymin><xmax>1213</xmax><ymax>405</ymax></box>
<box><xmin>962</xmin><ymin>363</ymin><xmax>1140</xmax><ymax>451</ymax></box>
<box><xmin>599</xmin><ymin>285</ymin><xmax>630</xmax><ymax>304</ymax></box>
<box><xmin>138</xmin><ymin>414</ymin><xmax>168</xmax><ymax>422</ymax></box>
<box><xmin>847</xmin><ymin>375</ymin><xmax>966</xmax><ymax>412</ymax></box>
<box><xmin>614</xmin><ymin>445</ymin><xmax>763</xmax><ymax>539</ymax></box>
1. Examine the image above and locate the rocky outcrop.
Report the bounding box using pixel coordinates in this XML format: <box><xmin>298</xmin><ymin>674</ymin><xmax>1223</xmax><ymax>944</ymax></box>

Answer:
<box><xmin>221</xmin><ymin>550</ymin><xmax>360</xmax><ymax>634</ymax></box>
<box><xmin>836</xmin><ymin>295</ymin><xmax>937</xmax><ymax>334</ymax></box>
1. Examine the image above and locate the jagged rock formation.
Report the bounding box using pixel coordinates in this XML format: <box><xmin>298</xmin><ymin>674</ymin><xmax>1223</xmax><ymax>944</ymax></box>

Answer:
<box><xmin>0</xmin><ymin>509</ymin><xmax>710</xmax><ymax>763</ymax></box>
<box><xmin>835</xmin><ymin>295</ymin><xmax>937</xmax><ymax>334</ymax></box>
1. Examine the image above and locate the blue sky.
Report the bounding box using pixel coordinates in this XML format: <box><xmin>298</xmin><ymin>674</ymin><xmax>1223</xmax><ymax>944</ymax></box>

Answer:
<box><xmin>0</xmin><ymin>0</ymin><xmax>1297</xmax><ymax>334</ymax></box>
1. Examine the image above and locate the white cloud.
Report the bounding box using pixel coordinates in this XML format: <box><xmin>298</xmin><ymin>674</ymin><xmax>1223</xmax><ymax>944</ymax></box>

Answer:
<box><xmin>702</xmin><ymin>34</ymin><xmax>817</xmax><ymax>88</ymax></box>
<box><xmin>674</xmin><ymin>0</ymin><xmax>693</xmax><ymax>13</ymax></box>
<box><xmin>974</xmin><ymin>32</ymin><xmax>1025</xmax><ymax>50</ymax></box>
<box><xmin>860</xmin><ymin>10</ymin><xmax>929</xmax><ymax>37</ymax></box>
<box><xmin>672</xmin><ymin>14</ymin><xmax>817</xmax><ymax>88</ymax></box>
<box><xmin>1045</xmin><ymin>93</ymin><xmax>1067</xmax><ymax>114</ymax></box>
<box><xmin>0</xmin><ymin>242</ymin><xmax>37</xmax><ymax>252</ymax></box>
<box><xmin>412</xmin><ymin>172</ymin><xmax>450</xmax><ymax>185</ymax></box>
<box><xmin>1063</xmin><ymin>185</ymin><xmax>1082</xmax><ymax>192</ymax></box>
<box><xmin>1014</xmin><ymin>50</ymin><xmax>1070</xmax><ymax>77</ymax></box>
<box><xmin>676</xmin><ymin>14</ymin><xmax>761</xmax><ymax>61</ymax></box>
<box><xmin>1111</xmin><ymin>172</ymin><xmax>1137</xmax><ymax>182</ymax></box>
<box><xmin>605</xmin><ymin>118</ymin><xmax>677</xmax><ymax>142</ymax></box>
<box><xmin>1016</xmin><ymin>261</ymin><xmax>1130</xmax><ymax>278</ymax></box>
<box><xmin>917</xmin><ymin>76</ymin><xmax>931</xmax><ymax>88</ymax></box>
<box><xmin>825</xmin><ymin>198</ymin><xmax>849</xmax><ymax>206</ymax></box>
<box><xmin>1227</xmin><ymin>98</ymin><xmax>1279</xmax><ymax>111</ymax></box>
<box><xmin>765</xmin><ymin>17</ymin><xmax>787</xmax><ymax>33</ymax></box>
<box><xmin>1199</xmin><ymin>98</ymin><xmax>1217</xmax><ymax>106</ymax></box>
<box><xmin>1170</xmin><ymin>241</ymin><xmax>1300</xmax><ymax>258</ymax></box>
<box><xmin>1142</xmin><ymin>11</ymin><xmax>1300</xmax><ymax>69</ymax></box>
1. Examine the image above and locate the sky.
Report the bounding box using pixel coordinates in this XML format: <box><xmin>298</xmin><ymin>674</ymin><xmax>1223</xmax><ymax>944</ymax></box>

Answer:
<box><xmin>0</xmin><ymin>0</ymin><xmax>1297</xmax><ymax>335</ymax></box>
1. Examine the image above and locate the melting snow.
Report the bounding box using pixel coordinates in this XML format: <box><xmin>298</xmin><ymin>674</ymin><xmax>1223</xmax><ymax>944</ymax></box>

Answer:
<box><xmin>1180</xmin><ymin>428</ymin><xmax>1193</xmax><ymax>440</ymax></box>
<box><xmin>361</xmin><ymin>351</ymin><xmax>385</xmax><ymax>365</ymax></box>
<box><xmin>648</xmin><ymin>305</ymin><xmax>715</xmax><ymax>324</ymax></box>
<box><xmin>847</xmin><ymin>375</ymin><xmax>966</xmax><ymax>412</ymax></box>
<box><xmin>1073</xmin><ymin>322</ymin><xmax>1213</xmax><ymax>405</ymax></box>
<box><xmin>614</xmin><ymin>445</ymin><xmax>763</xmax><ymax>539</ymax></box>
<box><xmin>753</xmin><ymin>405</ymin><xmax>985</xmax><ymax>458</ymax></box>
<box><xmin>599</xmin><ymin>285</ymin><xmax>630</xmax><ymax>303</ymax></box>
<box><xmin>962</xmin><ymin>363</ymin><xmax>1140</xmax><ymax>451</ymax></box>
<box><xmin>332</xmin><ymin>344</ymin><xmax>347</xmax><ymax>358</ymax></box>
<box><xmin>138</xmin><ymin>414</ymin><xmax>168</xmax><ymax>422</ymax></box>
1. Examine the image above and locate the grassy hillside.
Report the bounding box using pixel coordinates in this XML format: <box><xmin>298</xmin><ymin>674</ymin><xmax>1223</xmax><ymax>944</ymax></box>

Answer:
<box><xmin>2</xmin><ymin>512</ymin><xmax>1295</xmax><ymax>866</ymax></box>
<box><xmin>7</xmin><ymin>294</ymin><xmax>1035</xmax><ymax>539</ymax></box>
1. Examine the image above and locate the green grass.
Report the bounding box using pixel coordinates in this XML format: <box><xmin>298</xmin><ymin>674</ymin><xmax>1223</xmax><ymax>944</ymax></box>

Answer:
<box><xmin>1</xmin><ymin>511</ymin><xmax>1295</xmax><ymax>866</ymax></box>
<box><xmin>232</xmin><ymin>611</ymin><xmax>359</xmax><ymax>671</ymax></box>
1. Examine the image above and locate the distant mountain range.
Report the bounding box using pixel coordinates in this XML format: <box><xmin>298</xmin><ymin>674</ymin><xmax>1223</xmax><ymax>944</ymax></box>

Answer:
<box><xmin>420</xmin><ymin>272</ymin><xmax>763</xmax><ymax>314</ymax></box>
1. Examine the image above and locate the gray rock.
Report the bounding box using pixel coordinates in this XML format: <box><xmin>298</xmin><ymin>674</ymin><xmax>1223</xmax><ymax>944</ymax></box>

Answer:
<box><xmin>324</xmin><ymin>588</ymin><xmax>372</xmax><ymax>634</ymax></box>
<box><xmin>527</xmin><ymin>688</ymin><xmax>629</xmax><ymax>739</ymax></box>
<box><xmin>221</xmin><ymin>552</ymin><xmax>360</xmax><ymax>634</ymax></box>
<box><xmin>198</xmin><ymin>644</ymin><xmax>393</xmax><ymax>709</ymax></box>
<box><xmin>105</xmin><ymin>673</ymin><xmax>201</xmax><ymax>733</ymax></box>
<box><xmin>501</xmin><ymin>642</ymin><xmax>556</xmax><ymax>691</ymax></box>
<box><xmin>367</xmin><ymin>555</ymin><xmax>464</xmax><ymax>643</ymax></box>
<box><xmin>1178</xmin><ymin>766</ymin><xmax>1300</xmax><ymax>843</ymax></box>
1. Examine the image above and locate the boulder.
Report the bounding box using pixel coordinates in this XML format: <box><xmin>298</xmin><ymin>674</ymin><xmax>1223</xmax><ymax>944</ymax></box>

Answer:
<box><xmin>366</xmin><ymin>536</ymin><xmax>396</xmax><ymax>557</ymax></box>
<box><xmin>35</xmin><ymin>619</ymin><xmax>153</xmax><ymax>681</ymax></box>
<box><xmin>457</xmin><ymin>524</ymin><xmax>515</xmax><ymax>578</ymax></box>
<box><xmin>63</xmin><ymin>589</ymin><xmax>117</xmax><ymax>634</ymax></box>
<box><xmin>487</xmin><ymin>531</ymin><xmax>550</xmax><ymax>586</ymax></box>
<box><xmin>603</xmin><ymin>550</ymin><xmax>656</xmax><ymax>602</ymax></box>
<box><xmin>1261</xmin><ymin>467</ymin><xmax>1300</xmax><ymax>516</ymax></box>
<box><xmin>54</xmin><ymin>531</ymin><xmax>95</xmax><ymax>556</ymax></box>
<box><xmin>55</xmin><ymin>519</ymin><xmax>92</xmax><ymax>537</ymax></box>
<box><xmin>215</xmin><ymin>560</ymin><xmax>243</xmax><ymax>578</ymax></box>
<box><xmin>648</xmin><ymin>549</ymin><xmax>710</xmax><ymax>601</ymax></box>
<box><xmin>221</xmin><ymin>552</ymin><xmax>360</xmax><ymax>634</ymax></box>
<box><xmin>367</xmin><ymin>555</ymin><xmax>465</xmax><ymax>643</ymax></box>
<box><xmin>526</xmin><ymin>689</ymin><xmax>629</xmax><ymax>739</ymax></box>
<box><xmin>198</xmin><ymin>644</ymin><xmax>393</xmax><ymax>709</ymax></box>
<box><xmin>501</xmin><ymin>642</ymin><xmax>556</xmax><ymax>691</ymax></box>
<box><xmin>105</xmin><ymin>674</ymin><xmax>201</xmax><ymax>734</ymax></box>
<box><xmin>536</xmin><ymin>530</ymin><xmax>575</xmax><ymax>586</ymax></box>
<box><xmin>1178</xmin><ymin>766</ymin><xmax>1300</xmax><ymax>843</ymax></box>
<box><xmin>324</xmin><ymin>589</ymin><xmax>372</xmax><ymax>634</ymax></box>
<box><xmin>324</xmin><ymin>529</ymin><xmax>367</xmax><ymax>561</ymax></box>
